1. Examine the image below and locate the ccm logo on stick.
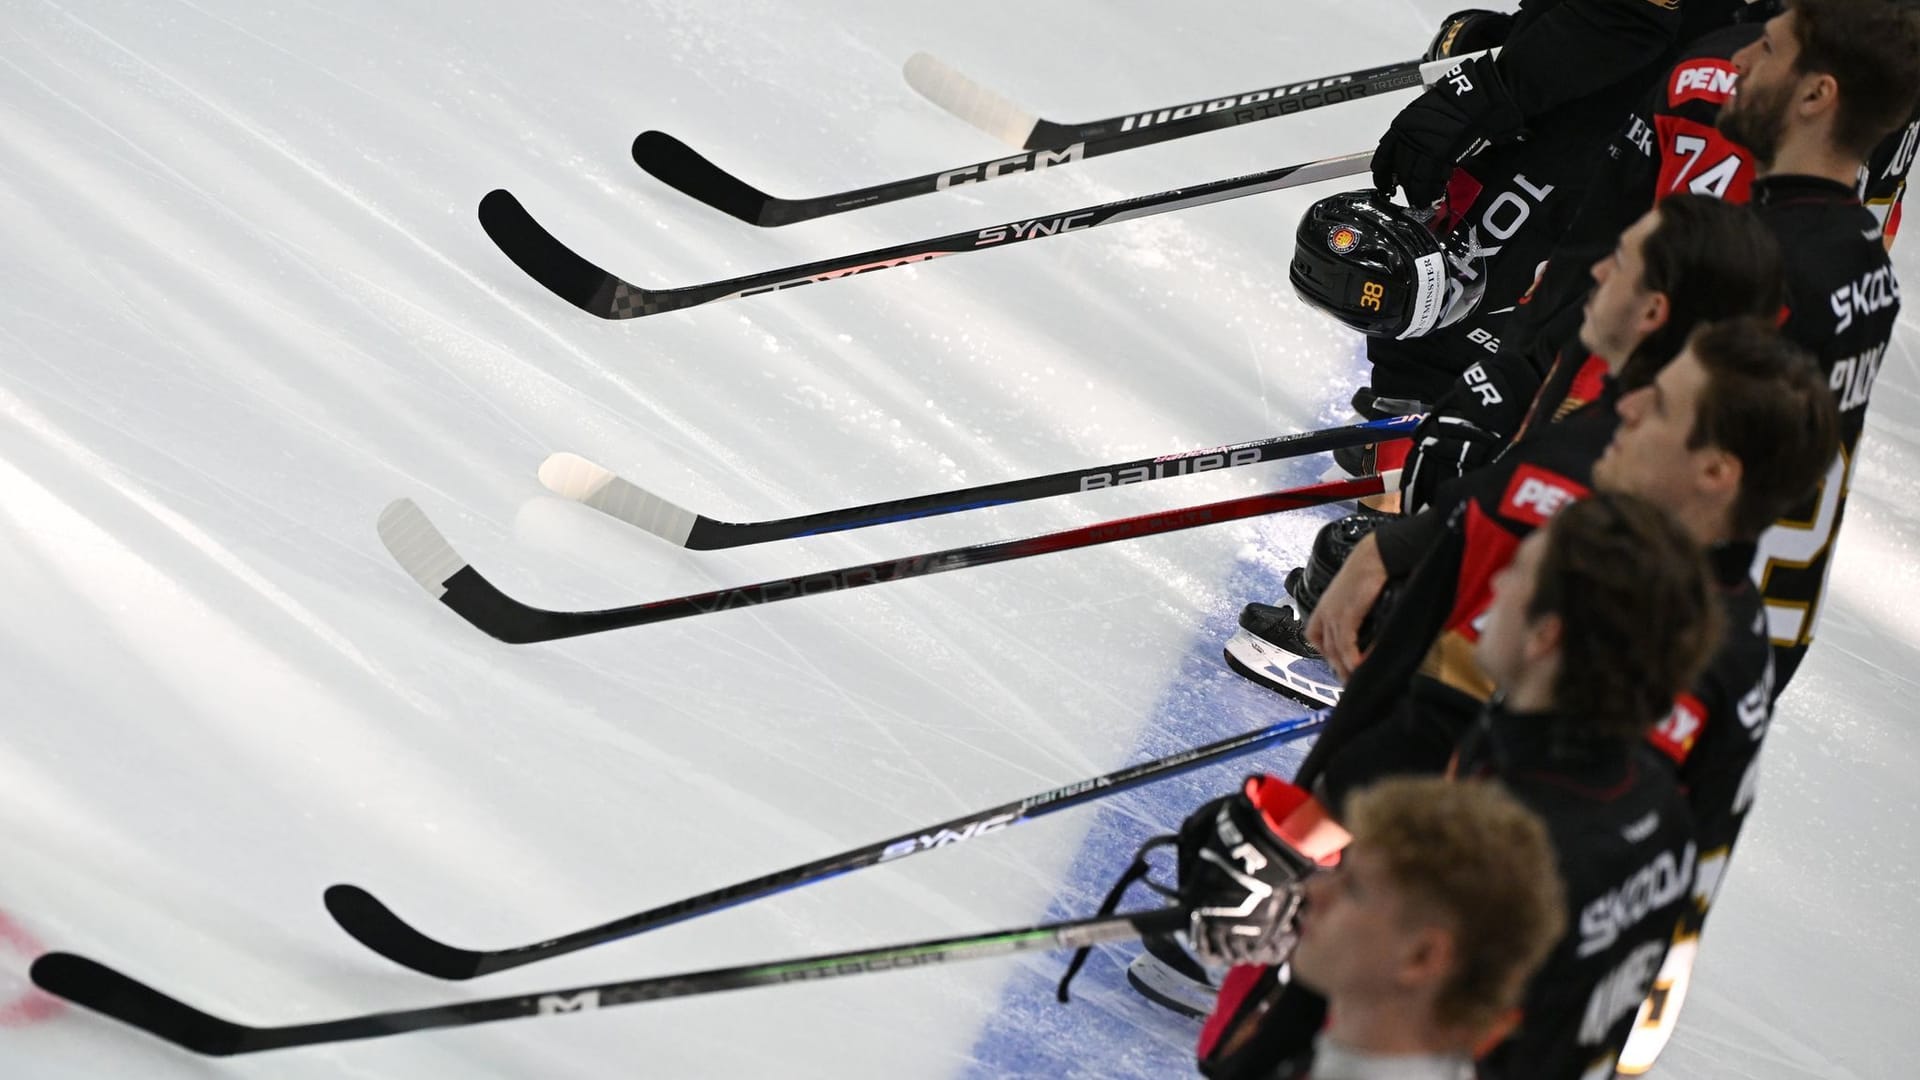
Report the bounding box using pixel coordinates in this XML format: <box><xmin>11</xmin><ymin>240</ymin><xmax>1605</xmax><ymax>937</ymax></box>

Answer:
<box><xmin>937</xmin><ymin>145</ymin><xmax>1086</xmax><ymax>190</ymax></box>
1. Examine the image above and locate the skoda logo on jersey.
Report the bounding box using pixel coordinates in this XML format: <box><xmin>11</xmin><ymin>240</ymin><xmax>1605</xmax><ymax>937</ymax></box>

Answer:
<box><xmin>1327</xmin><ymin>226</ymin><xmax>1358</xmax><ymax>255</ymax></box>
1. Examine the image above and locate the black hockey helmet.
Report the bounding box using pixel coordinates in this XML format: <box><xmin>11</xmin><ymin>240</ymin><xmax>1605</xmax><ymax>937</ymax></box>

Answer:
<box><xmin>1285</xmin><ymin>511</ymin><xmax>1389</xmax><ymax>617</ymax></box>
<box><xmin>1289</xmin><ymin>189</ymin><xmax>1486</xmax><ymax>340</ymax></box>
<box><xmin>1283</xmin><ymin>510</ymin><xmax>1400</xmax><ymax>651</ymax></box>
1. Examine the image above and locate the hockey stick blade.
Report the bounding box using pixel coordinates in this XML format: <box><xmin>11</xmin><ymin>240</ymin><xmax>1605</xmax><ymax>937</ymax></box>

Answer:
<box><xmin>541</xmin><ymin>415</ymin><xmax>1419</xmax><ymax>550</ymax></box>
<box><xmin>327</xmin><ymin>709</ymin><xmax>1326</xmax><ymax>978</ymax></box>
<box><xmin>35</xmin><ymin>910</ymin><xmax>1187</xmax><ymax>1054</ymax></box>
<box><xmin>32</xmin><ymin>953</ymin><xmax>254</xmax><ymax>1056</ymax></box>
<box><xmin>630</xmin><ymin>131</ymin><xmax>780</xmax><ymax>226</ymax></box>
<box><xmin>908</xmin><ymin>50</ymin><xmax>1488</xmax><ymax>149</ymax></box>
<box><xmin>379</xmin><ymin>475</ymin><xmax>1383</xmax><ymax>644</ymax></box>
<box><xmin>637</xmin><ymin>56</ymin><xmax>1444</xmax><ymax>227</ymax></box>
<box><xmin>482</xmin><ymin>150</ymin><xmax>1371</xmax><ymax>318</ymax></box>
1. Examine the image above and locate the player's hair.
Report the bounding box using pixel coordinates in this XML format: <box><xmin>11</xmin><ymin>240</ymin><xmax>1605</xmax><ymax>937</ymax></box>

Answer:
<box><xmin>1788</xmin><ymin>0</ymin><xmax>1920</xmax><ymax>158</ymax></box>
<box><xmin>1343</xmin><ymin>777</ymin><xmax>1566</xmax><ymax>1034</ymax></box>
<box><xmin>1619</xmin><ymin>195</ymin><xmax>1786</xmax><ymax>389</ymax></box>
<box><xmin>1685</xmin><ymin>318</ymin><xmax>1842</xmax><ymax>538</ymax></box>
<box><xmin>1526</xmin><ymin>495</ymin><xmax>1721</xmax><ymax>737</ymax></box>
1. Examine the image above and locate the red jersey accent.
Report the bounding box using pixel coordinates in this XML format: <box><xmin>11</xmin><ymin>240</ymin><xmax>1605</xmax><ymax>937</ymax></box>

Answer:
<box><xmin>1667</xmin><ymin>58</ymin><xmax>1738</xmax><ymax>108</ymax></box>
<box><xmin>1654</xmin><ymin>115</ymin><xmax>1755</xmax><ymax>203</ymax></box>
<box><xmin>1565</xmin><ymin>356</ymin><xmax>1610</xmax><ymax>413</ymax></box>
<box><xmin>1199</xmin><ymin>965</ymin><xmax>1270</xmax><ymax>1060</ymax></box>
<box><xmin>1649</xmin><ymin>692</ymin><xmax>1708</xmax><ymax>765</ymax></box>
<box><xmin>1444</xmin><ymin>502</ymin><xmax>1522</xmax><ymax>640</ymax></box>
<box><xmin>1501</xmin><ymin>463</ymin><xmax>1589</xmax><ymax>527</ymax></box>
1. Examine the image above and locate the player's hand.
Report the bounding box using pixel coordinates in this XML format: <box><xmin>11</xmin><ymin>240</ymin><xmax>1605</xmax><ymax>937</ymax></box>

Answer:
<box><xmin>1373</xmin><ymin>54</ymin><xmax>1524</xmax><ymax>207</ymax></box>
<box><xmin>1305</xmin><ymin>531</ymin><xmax>1388</xmax><ymax>680</ymax></box>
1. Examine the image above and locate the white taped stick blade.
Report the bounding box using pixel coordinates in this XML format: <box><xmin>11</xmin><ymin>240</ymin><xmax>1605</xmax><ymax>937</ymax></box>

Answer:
<box><xmin>902</xmin><ymin>52</ymin><xmax>1039</xmax><ymax>148</ymax></box>
<box><xmin>377</xmin><ymin>499</ymin><xmax>468</xmax><ymax>599</ymax></box>
<box><xmin>538</xmin><ymin>452</ymin><xmax>699</xmax><ymax>547</ymax></box>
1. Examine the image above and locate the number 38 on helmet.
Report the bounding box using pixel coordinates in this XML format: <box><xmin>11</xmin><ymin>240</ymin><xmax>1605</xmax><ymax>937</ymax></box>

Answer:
<box><xmin>1289</xmin><ymin>189</ymin><xmax>1487</xmax><ymax>340</ymax></box>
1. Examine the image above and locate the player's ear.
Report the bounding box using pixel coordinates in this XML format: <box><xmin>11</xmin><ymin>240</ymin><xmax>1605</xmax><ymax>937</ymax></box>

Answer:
<box><xmin>1524</xmin><ymin>610</ymin><xmax>1563</xmax><ymax>664</ymax></box>
<box><xmin>1640</xmin><ymin>291</ymin><xmax>1671</xmax><ymax>337</ymax></box>
<box><xmin>1799</xmin><ymin>71</ymin><xmax>1839</xmax><ymax>118</ymax></box>
<box><xmin>1700</xmin><ymin>445</ymin><xmax>1742</xmax><ymax>506</ymax></box>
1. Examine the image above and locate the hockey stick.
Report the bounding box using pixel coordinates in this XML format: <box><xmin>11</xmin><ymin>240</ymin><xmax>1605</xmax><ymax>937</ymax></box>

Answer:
<box><xmin>634</xmin><ymin>56</ymin><xmax>1432</xmax><ymax>226</ymax></box>
<box><xmin>326</xmin><ymin>708</ymin><xmax>1325</xmax><ymax>979</ymax></box>
<box><xmin>378</xmin><ymin>475</ymin><xmax>1383</xmax><ymax>644</ymax></box>
<box><xmin>31</xmin><ymin>908</ymin><xmax>1186</xmax><ymax>1055</ymax></box>
<box><xmin>478</xmin><ymin>149</ymin><xmax>1370</xmax><ymax>319</ymax></box>
<box><xmin>904</xmin><ymin>51</ymin><xmax>1498</xmax><ymax>149</ymax></box>
<box><xmin>539</xmin><ymin>415</ymin><xmax>1419</xmax><ymax>550</ymax></box>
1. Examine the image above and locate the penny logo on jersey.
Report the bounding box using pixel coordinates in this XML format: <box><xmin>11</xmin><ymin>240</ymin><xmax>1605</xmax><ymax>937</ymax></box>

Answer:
<box><xmin>1669</xmin><ymin>59</ymin><xmax>1738</xmax><ymax>107</ymax></box>
<box><xmin>1500</xmin><ymin>464</ymin><xmax>1588</xmax><ymax>527</ymax></box>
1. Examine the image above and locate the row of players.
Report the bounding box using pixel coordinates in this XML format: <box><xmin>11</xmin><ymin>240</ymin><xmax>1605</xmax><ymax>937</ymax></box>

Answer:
<box><xmin>1116</xmin><ymin>1</ymin><xmax>1920</xmax><ymax>1078</ymax></box>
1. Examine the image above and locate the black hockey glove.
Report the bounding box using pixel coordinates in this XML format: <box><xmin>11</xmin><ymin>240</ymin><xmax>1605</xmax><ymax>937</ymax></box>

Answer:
<box><xmin>1398</xmin><ymin>354</ymin><xmax>1538</xmax><ymax>514</ymax></box>
<box><xmin>1426</xmin><ymin>9</ymin><xmax>1514</xmax><ymax>62</ymax></box>
<box><xmin>1176</xmin><ymin>775</ymin><xmax>1346</xmax><ymax>967</ymax></box>
<box><xmin>1372</xmin><ymin>54</ymin><xmax>1525</xmax><ymax>208</ymax></box>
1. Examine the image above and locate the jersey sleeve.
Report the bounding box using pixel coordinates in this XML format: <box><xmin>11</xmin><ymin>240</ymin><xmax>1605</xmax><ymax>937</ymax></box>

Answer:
<box><xmin>1497</xmin><ymin>0</ymin><xmax>1683</xmax><ymax>119</ymax></box>
<box><xmin>1862</xmin><ymin>107</ymin><xmax>1920</xmax><ymax>249</ymax></box>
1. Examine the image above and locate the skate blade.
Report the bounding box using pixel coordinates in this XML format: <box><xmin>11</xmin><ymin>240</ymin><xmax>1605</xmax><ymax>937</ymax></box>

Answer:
<box><xmin>1125</xmin><ymin>953</ymin><xmax>1216</xmax><ymax>1020</ymax></box>
<box><xmin>1222</xmin><ymin>629</ymin><xmax>1343</xmax><ymax>709</ymax></box>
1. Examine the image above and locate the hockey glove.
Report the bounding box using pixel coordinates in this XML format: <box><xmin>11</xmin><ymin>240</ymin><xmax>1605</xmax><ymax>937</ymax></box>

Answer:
<box><xmin>1398</xmin><ymin>354</ymin><xmax>1539</xmax><ymax>514</ymax></box>
<box><xmin>1372</xmin><ymin>54</ymin><xmax>1525</xmax><ymax>208</ymax></box>
<box><xmin>1177</xmin><ymin>775</ymin><xmax>1347</xmax><ymax>967</ymax></box>
<box><xmin>1401</xmin><ymin>414</ymin><xmax>1504</xmax><ymax>516</ymax></box>
<box><xmin>1426</xmin><ymin>9</ymin><xmax>1514</xmax><ymax>62</ymax></box>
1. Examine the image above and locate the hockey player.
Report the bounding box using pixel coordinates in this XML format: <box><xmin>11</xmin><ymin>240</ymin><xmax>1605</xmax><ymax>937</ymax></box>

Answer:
<box><xmin>1303</xmin><ymin>318</ymin><xmax>1835</xmax><ymax>807</ymax></box>
<box><xmin>1152</xmin><ymin>320</ymin><xmax>1840</xmax><ymax>1071</ymax></box>
<box><xmin>1183</xmin><ymin>494</ymin><xmax>1716</xmax><ymax>1079</ymax></box>
<box><xmin>1176</xmin><ymin>776</ymin><xmax>1565</xmax><ymax>1079</ymax></box>
<box><xmin>1227</xmin><ymin>193</ymin><xmax>1783</xmax><ymax>705</ymax></box>
<box><xmin>1401</xmin><ymin>0</ymin><xmax>1920</xmax><ymax>695</ymax></box>
<box><xmin>1360</xmin><ymin>0</ymin><xmax>1685</xmax><ymax>411</ymax></box>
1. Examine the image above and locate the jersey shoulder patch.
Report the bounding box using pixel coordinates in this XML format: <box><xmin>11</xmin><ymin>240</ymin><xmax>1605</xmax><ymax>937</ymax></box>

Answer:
<box><xmin>1500</xmin><ymin>463</ymin><xmax>1589</xmax><ymax>528</ymax></box>
<box><xmin>1668</xmin><ymin>58</ymin><xmax>1738</xmax><ymax>109</ymax></box>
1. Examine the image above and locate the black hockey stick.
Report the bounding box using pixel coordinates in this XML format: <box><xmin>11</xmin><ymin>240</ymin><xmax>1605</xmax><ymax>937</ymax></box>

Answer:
<box><xmin>635</xmin><ymin>56</ymin><xmax>1429</xmax><ymax>226</ymax></box>
<box><xmin>326</xmin><ymin>708</ymin><xmax>1325</xmax><ymax>979</ymax></box>
<box><xmin>904</xmin><ymin>51</ymin><xmax>1484</xmax><ymax>149</ymax></box>
<box><xmin>539</xmin><ymin>414</ymin><xmax>1419</xmax><ymax>550</ymax></box>
<box><xmin>478</xmin><ymin>149</ymin><xmax>1370</xmax><ymax>319</ymax></box>
<box><xmin>377</xmin><ymin>475</ymin><xmax>1383</xmax><ymax>644</ymax></box>
<box><xmin>31</xmin><ymin>908</ymin><xmax>1185</xmax><ymax>1055</ymax></box>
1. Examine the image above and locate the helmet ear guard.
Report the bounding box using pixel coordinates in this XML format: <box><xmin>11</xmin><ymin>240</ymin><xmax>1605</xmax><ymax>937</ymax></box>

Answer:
<box><xmin>1289</xmin><ymin>189</ymin><xmax>1486</xmax><ymax>340</ymax></box>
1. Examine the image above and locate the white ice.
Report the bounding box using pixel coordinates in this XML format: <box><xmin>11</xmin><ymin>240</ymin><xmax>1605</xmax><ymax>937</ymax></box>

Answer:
<box><xmin>0</xmin><ymin>1</ymin><xmax>1915</xmax><ymax>1077</ymax></box>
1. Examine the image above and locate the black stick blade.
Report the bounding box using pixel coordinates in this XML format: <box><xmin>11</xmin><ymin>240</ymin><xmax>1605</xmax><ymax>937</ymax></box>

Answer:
<box><xmin>632</xmin><ymin>131</ymin><xmax>776</xmax><ymax>226</ymax></box>
<box><xmin>324</xmin><ymin>885</ymin><xmax>486</xmax><ymax>981</ymax></box>
<box><xmin>32</xmin><ymin>953</ymin><xmax>253</xmax><ymax>1056</ymax></box>
<box><xmin>477</xmin><ymin>189</ymin><xmax>625</xmax><ymax>317</ymax></box>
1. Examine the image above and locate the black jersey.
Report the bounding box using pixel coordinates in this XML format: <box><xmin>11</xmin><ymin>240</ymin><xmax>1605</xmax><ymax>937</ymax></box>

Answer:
<box><xmin>1861</xmin><ymin>104</ymin><xmax>1920</xmax><ymax>248</ymax></box>
<box><xmin>1615</xmin><ymin>542</ymin><xmax>1774</xmax><ymax>1072</ymax></box>
<box><xmin>1295</xmin><ymin>401</ymin><xmax>1618</xmax><ymax>794</ymax></box>
<box><xmin>1202</xmin><ymin>704</ymin><xmax>1694</xmax><ymax>1080</ymax></box>
<box><xmin>1747</xmin><ymin>176</ymin><xmax>1900</xmax><ymax>682</ymax></box>
<box><xmin>1455</xmin><ymin>710</ymin><xmax>1697</xmax><ymax>1080</ymax></box>
<box><xmin>1363</xmin><ymin>0</ymin><xmax>1683</xmax><ymax>402</ymax></box>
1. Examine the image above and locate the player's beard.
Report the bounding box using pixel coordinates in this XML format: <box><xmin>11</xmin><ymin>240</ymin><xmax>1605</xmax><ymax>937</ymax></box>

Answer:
<box><xmin>1717</xmin><ymin>75</ymin><xmax>1792</xmax><ymax>169</ymax></box>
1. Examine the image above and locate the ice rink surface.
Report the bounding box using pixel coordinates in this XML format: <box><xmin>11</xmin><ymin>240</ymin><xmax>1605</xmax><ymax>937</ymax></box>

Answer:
<box><xmin>1</xmin><ymin>1</ymin><xmax>1916</xmax><ymax>1076</ymax></box>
